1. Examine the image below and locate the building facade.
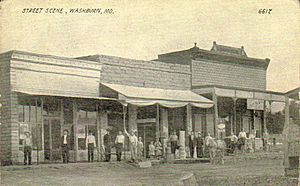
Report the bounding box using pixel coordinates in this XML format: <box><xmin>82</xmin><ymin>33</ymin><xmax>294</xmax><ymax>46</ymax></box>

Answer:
<box><xmin>158</xmin><ymin>42</ymin><xmax>285</xmax><ymax>144</ymax></box>
<box><xmin>0</xmin><ymin>50</ymin><xmax>212</xmax><ymax>164</ymax></box>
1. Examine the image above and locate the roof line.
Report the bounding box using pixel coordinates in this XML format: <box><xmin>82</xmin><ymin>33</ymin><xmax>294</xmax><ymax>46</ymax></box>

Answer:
<box><xmin>192</xmin><ymin>85</ymin><xmax>284</xmax><ymax>95</ymax></box>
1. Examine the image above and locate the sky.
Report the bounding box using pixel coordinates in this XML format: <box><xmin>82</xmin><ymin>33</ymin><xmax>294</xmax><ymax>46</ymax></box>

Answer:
<box><xmin>0</xmin><ymin>0</ymin><xmax>299</xmax><ymax>93</ymax></box>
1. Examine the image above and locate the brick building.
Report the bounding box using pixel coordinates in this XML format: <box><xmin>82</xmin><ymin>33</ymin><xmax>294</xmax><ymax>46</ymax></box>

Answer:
<box><xmin>158</xmin><ymin>42</ymin><xmax>286</xmax><ymax>145</ymax></box>
<box><xmin>0</xmin><ymin>50</ymin><xmax>212</xmax><ymax>164</ymax></box>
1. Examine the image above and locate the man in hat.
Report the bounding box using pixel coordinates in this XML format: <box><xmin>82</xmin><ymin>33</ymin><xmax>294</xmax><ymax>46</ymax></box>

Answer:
<box><xmin>196</xmin><ymin>132</ymin><xmax>204</xmax><ymax>158</ymax></box>
<box><xmin>23</xmin><ymin>131</ymin><xmax>32</xmax><ymax>165</ymax></box>
<box><xmin>124</xmin><ymin>128</ymin><xmax>138</xmax><ymax>162</ymax></box>
<box><xmin>115</xmin><ymin>130</ymin><xmax>125</xmax><ymax>162</ymax></box>
<box><xmin>103</xmin><ymin>128</ymin><xmax>113</xmax><ymax>162</ymax></box>
<box><xmin>86</xmin><ymin>130</ymin><xmax>96</xmax><ymax>162</ymax></box>
<box><xmin>61</xmin><ymin>129</ymin><xmax>71</xmax><ymax>163</ymax></box>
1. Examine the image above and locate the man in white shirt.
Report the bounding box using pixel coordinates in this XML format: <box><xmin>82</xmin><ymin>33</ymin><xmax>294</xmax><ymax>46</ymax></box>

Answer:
<box><xmin>238</xmin><ymin>128</ymin><xmax>247</xmax><ymax>152</ymax></box>
<box><xmin>115</xmin><ymin>131</ymin><xmax>125</xmax><ymax>161</ymax></box>
<box><xmin>61</xmin><ymin>129</ymin><xmax>70</xmax><ymax>163</ymax></box>
<box><xmin>23</xmin><ymin>131</ymin><xmax>32</xmax><ymax>165</ymax></box>
<box><xmin>86</xmin><ymin>130</ymin><xmax>96</xmax><ymax>162</ymax></box>
<box><xmin>124</xmin><ymin>128</ymin><xmax>138</xmax><ymax>162</ymax></box>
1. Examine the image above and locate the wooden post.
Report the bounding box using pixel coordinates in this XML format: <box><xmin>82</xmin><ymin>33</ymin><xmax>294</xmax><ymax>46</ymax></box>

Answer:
<box><xmin>233</xmin><ymin>98</ymin><xmax>237</xmax><ymax>135</ymax></box>
<box><xmin>73</xmin><ymin>101</ymin><xmax>78</xmax><ymax>162</ymax></box>
<box><xmin>35</xmin><ymin>98</ymin><xmax>39</xmax><ymax>164</ymax></box>
<box><xmin>156</xmin><ymin>104</ymin><xmax>160</xmax><ymax>141</ymax></box>
<box><xmin>212</xmin><ymin>89</ymin><xmax>218</xmax><ymax>137</ymax></box>
<box><xmin>41</xmin><ymin>98</ymin><xmax>44</xmax><ymax>153</ymax></box>
<box><xmin>96</xmin><ymin>103</ymin><xmax>101</xmax><ymax>161</ymax></box>
<box><xmin>123</xmin><ymin>105</ymin><xmax>127</xmax><ymax>160</ymax></box>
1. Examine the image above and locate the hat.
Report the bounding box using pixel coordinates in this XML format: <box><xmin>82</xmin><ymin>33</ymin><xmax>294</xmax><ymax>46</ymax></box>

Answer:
<box><xmin>106</xmin><ymin>128</ymin><xmax>111</xmax><ymax>131</ymax></box>
<box><xmin>24</xmin><ymin>131</ymin><xmax>30</xmax><ymax>135</ymax></box>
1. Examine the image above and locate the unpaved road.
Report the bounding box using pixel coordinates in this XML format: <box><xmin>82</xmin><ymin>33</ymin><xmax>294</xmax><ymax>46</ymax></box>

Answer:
<box><xmin>0</xmin><ymin>157</ymin><xmax>297</xmax><ymax>186</ymax></box>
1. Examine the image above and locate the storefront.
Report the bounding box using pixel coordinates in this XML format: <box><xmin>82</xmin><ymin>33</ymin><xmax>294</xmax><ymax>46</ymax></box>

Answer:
<box><xmin>192</xmin><ymin>85</ymin><xmax>285</xmax><ymax>149</ymax></box>
<box><xmin>0</xmin><ymin>50</ymin><xmax>213</xmax><ymax>164</ymax></box>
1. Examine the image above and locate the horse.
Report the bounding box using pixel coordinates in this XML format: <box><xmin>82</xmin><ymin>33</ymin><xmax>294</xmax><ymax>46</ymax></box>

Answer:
<box><xmin>206</xmin><ymin>137</ymin><xmax>226</xmax><ymax>165</ymax></box>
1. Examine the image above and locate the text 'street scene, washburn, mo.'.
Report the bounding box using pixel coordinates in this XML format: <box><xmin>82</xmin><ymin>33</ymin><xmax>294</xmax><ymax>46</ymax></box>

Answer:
<box><xmin>0</xmin><ymin>1</ymin><xmax>299</xmax><ymax>185</ymax></box>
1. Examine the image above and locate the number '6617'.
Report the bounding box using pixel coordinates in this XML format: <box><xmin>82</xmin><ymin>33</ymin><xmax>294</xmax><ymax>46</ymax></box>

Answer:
<box><xmin>258</xmin><ymin>9</ymin><xmax>272</xmax><ymax>14</ymax></box>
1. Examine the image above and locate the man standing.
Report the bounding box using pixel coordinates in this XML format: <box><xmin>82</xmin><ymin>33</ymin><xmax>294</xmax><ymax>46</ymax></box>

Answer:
<box><xmin>168</xmin><ymin>131</ymin><xmax>178</xmax><ymax>155</ymax></box>
<box><xmin>23</xmin><ymin>131</ymin><xmax>32</xmax><ymax>165</ymax></box>
<box><xmin>196</xmin><ymin>132</ymin><xmax>204</xmax><ymax>158</ymax></box>
<box><xmin>229</xmin><ymin>132</ymin><xmax>238</xmax><ymax>154</ymax></box>
<box><xmin>61</xmin><ymin>129</ymin><xmax>70</xmax><ymax>164</ymax></box>
<box><xmin>86</xmin><ymin>130</ymin><xmax>96</xmax><ymax>162</ymax></box>
<box><xmin>238</xmin><ymin>128</ymin><xmax>247</xmax><ymax>152</ymax></box>
<box><xmin>124</xmin><ymin>128</ymin><xmax>138</xmax><ymax>162</ymax></box>
<box><xmin>115</xmin><ymin>131</ymin><xmax>125</xmax><ymax>162</ymax></box>
<box><xmin>103</xmin><ymin>128</ymin><xmax>113</xmax><ymax>162</ymax></box>
<box><xmin>189</xmin><ymin>132</ymin><xmax>196</xmax><ymax>158</ymax></box>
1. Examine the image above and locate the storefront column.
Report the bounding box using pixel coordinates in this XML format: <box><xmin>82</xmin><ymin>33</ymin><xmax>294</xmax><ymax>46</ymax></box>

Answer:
<box><xmin>212</xmin><ymin>90</ymin><xmax>218</xmax><ymax>137</ymax></box>
<box><xmin>233</xmin><ymin>98</ymin><xmax>237</xmax><ymax>135</ymax></box>
<box><xmin>161</xmin><ymin>107</ymin><xmax>168</xmax><ymax>157</ymax></box>
<box><xmin>72</xmin><ymin>101</ymin><xmax>78</xmax><ymax>162</ymax></box>
<box><xmin>160</xmin><ymin>107</ymin><xmax>168</xmax><ymax>139</ymax></box>
<box><xmin>156</xmin><ymin>104</ymin><xmax>160</xmax><ymax>141</ymax></box>
<box><xmin>186</xmin><ymin>104</ymin><xmax>192</xmax><ymax>135</ymax></box>
<box><xmin>128</xmin><ymin>104</ymin><xmax>137</xmax><ymax>133</ymax></box>
<box><xmin>96</xmin><ymin>103</ymin><xmax>101</xmax><ymax>161</ymax></box>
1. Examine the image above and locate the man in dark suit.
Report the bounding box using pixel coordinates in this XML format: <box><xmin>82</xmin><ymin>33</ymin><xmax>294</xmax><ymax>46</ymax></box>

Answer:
<box><xmin>189</xmin><ymin>132</ymin><xmax>196</xmax><ymax>158</ymax></box>
<box><xmin>103</xmin><ymin>128</ymin><xmax>113</xmax><ymax>162</ymax></box>
<box><xmin>61</xmin><ymin>129</ymin><xmax>71</xmax><ymax>163</ymax></box>
<box><xmin>196</xmin><ymin>132</ymin><xmax>204</xmax><ymax>158</ymax></box>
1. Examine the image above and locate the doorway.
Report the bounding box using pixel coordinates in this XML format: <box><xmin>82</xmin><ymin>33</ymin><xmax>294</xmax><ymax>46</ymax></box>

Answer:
<box><xmin>137</xmin><ymin>123</ymin><xmax>156</xmax><ymax>158</ymax></box>
<box><xmin>44</xmin><ymin>118</ymin><xmax>61</xmax><ymax>162</ymax></box>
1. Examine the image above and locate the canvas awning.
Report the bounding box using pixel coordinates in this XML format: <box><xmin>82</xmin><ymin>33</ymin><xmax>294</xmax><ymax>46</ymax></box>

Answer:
<box><xmin>100</xmin><ymin>83</ymin><xmax>214</xmax><ymax>108</ymax></box>
<box><xmin>12</xmin><ymin>89</ymin><xmax>117</xmax><ymax>101</ymax></box>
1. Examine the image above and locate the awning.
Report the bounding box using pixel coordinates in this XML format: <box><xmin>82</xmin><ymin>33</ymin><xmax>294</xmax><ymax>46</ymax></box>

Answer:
<box><xmin>101</xmin><ymin>83</ymin><xmax>214</xmax><ymax>108</ymax></box>
<box><xmin>12</xmin><ymin>89</ymin><xmax>117</xmax><ymax>101</ymax></box>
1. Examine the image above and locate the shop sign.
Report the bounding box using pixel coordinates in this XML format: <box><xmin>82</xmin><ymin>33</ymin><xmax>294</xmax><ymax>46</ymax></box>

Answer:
<box><xmin>247</xmin><ymin>99</ymin><xmax>264</xmax><ymax>110</ymax></box>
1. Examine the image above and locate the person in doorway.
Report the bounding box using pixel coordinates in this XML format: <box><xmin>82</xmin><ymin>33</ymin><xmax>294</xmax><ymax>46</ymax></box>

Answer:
<box><xmin>168</xmin><ymin>131</ymin><xmax>178</xmax><ymax>154</ymax></box>
<box><xmin>154</xmin><ymin>139</ymin><xmax>162</xmax><ymax>159</ymax></box>
<box><xmin>124</xmin><ymin>128</ymin><xmax>138</xmax><ymax>162</ymax></box>
<box><xmin>23</xmin><ymin>131</ymin><xmax>32</xmax><ymax>165</ymax></box>
<box><xmin>196</xmin><ymin>132</ymin><xmax>204</xmax><ymax>158</ymax></box>
<box><xmin>115</xmin><ymin>131</ymin><xmax>125</xmax><ymax>162</ymax></box>
<box><xmin>137</xmin><ymin>137</ymin><xmax>144</xmax><ymax>161</ymax></box>
<box><xmin>238</xmin><ymin>128</ymin><xmax>247</xmax><ymax>152</ymax></box>
<box><xmin>189</xmin><ymin>132</ymin><xmax>196</xmax><ymax>158</ymax></box>
<box><xmin>61</xmin><ymin>129</ymin><xmax>71</xmax><ymax>164</ymax></box>
<box><xmin>103</xmin><ymin>128</ymin><xmax>113</xmax><ymax>162</ymax></box>
<box><xmin>148</xmin><ymin>141</ymin><xmax>155</xmax><ymax>159</ymax></box>
<box><xmin>86</xmin><ymin>130</ymin><xmax>96</xmax><ymax>162</ymax></box>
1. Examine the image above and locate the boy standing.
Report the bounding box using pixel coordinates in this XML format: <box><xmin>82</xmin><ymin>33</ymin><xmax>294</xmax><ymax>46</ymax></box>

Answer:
<box><xmin>23</xmin><ymin>131</ymin><xmax>32</xmax><ymax>165</ymax></box>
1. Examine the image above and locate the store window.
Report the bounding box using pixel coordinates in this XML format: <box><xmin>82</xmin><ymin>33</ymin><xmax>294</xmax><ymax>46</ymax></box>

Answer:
<box><xmin>18</xmin><ymin>95</ymin><xmax>43</xmax><ymax>151</ymax></box>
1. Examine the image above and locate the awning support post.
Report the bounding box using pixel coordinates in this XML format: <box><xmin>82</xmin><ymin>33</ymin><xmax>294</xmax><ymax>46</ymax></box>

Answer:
<box><xmin>156</xmin><ymin>104</ymin><xmax>160</xmax><ymax>141</ymax></box>
<box><xmin>123</xmin><ymin>105</ymin><xmax>127</xmax><ymax>160</ymax></box>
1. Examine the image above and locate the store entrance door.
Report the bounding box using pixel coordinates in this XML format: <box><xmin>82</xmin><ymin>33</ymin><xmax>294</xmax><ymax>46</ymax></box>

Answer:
<box><xmin>137</xmin><ymin>123</ymin><xmax>156</xmax><ymax>158</ymax></box>
<box><xmin>44</xmin><ymin>118</ymin><xmax>61</xmax><ymax>162</ymax></box>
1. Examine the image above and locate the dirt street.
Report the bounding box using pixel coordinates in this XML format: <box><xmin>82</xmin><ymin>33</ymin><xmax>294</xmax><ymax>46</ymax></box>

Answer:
<box><xmin>0</xmin><ymin>156</ymin><xmax>297</xmax><ymax>186</ymax></box>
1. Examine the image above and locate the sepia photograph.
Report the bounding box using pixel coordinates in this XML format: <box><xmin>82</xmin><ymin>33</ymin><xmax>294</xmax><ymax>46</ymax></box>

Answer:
<box><xmin>0</xmin><ymin>0</ymin><xmax>299</xmax><ymax>185</ymax></box>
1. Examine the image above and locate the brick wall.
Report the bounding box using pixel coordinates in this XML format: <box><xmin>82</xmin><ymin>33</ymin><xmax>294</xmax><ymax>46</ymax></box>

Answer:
<box><xmin>80</xmin><ymin>55</ymin><xmax>191</xmax><ymax>90</ymax></box>
<box><xmin>192</xmin><ymin>59</ymin><xmax>267</xmax><ymax>90</ymax></box>
<box><xmin>0</xmin><ymin>51</ymin><xmax>19</xmax><ymax>164</ymax></box>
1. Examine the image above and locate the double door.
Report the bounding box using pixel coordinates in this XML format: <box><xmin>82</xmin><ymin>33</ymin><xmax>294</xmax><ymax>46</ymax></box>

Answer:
<box><xmin>44</xmin><ymin>118</ymin><xmax>61</xmax><ymax>161</ymax></box>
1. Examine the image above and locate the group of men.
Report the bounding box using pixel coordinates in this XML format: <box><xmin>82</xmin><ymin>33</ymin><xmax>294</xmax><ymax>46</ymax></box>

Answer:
<box><xmin>103</xmin><ymin>128</ymin><xmax>144</xmax><ymax>162</ymax></box>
